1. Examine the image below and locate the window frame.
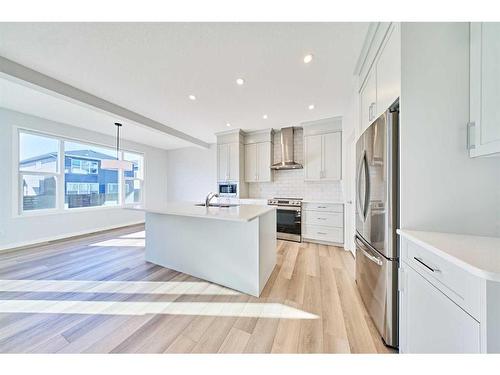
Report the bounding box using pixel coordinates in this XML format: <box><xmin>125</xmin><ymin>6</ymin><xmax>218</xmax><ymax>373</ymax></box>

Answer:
<box><xmin>15</xmin><ymin>127</ymin><xmax>145</xmax><ymax>217</ymax></box>
<box><xmin>123</xmin><ymin>152</ymin><xmax>144</xmax><ymax>207</ymax></box>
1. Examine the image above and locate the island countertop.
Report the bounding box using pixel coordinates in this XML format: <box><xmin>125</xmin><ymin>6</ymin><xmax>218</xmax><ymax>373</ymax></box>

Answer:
<box><xmin>128</xmin><ymin>202</ymin><xmax>276</xmax><ymax>222</ymax></box>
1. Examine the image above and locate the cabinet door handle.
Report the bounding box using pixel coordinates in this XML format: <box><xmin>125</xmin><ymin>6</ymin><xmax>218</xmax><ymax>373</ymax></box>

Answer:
<box><xmin>413</xmin><ymin>257</ymin><xmax>440</xmax><ymax>273</ymax></box>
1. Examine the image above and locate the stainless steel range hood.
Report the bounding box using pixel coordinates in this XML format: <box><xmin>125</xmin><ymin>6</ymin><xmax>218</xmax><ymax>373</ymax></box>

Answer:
<box><xmin>271</xmin><ymin>127</ymin><xmax>303</xmax><ymax>170</ymax></box>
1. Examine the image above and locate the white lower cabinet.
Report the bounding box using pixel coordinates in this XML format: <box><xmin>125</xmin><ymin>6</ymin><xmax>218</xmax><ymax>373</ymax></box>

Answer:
<box><xmin>302</xmin><ymin>202</ymin><xmax>344</xmax><ymax>244</ymax></box>
<box><xmin>400</xmin><ymin>265</ymin><xmax>480</xmax><ymax>353</ymax></box>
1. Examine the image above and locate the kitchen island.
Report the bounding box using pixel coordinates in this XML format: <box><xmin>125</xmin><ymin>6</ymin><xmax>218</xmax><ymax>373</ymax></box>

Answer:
<box><xmin>131</xmin><ymin>203</ymin><xmax>276</xmax><ymax>297</ymax></box>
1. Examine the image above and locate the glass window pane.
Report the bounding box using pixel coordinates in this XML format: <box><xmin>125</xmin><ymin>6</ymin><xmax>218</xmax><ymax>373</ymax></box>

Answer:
<box><xmin>22</xmin><ymin>175</ymin><xmax>57</xmax><ymax>211</ymax></box>
<box><xmin>124</xmin><ymin>152</ymin><xmax>144</xmax><ymax>179</ymax></box>
<box><xmin>125</xmin><ymin>179</ymin><xmax>142</xmax><ymax>204</ymax></box>
<box><xmin>19</xmin><ymin>132</ymin><xmax>59</xmax><ymax>173</ymax></box>
<box><xmin>64</xmin><ymin>141</ymin><xmax>119</xmax><ymax>209</ymax></box>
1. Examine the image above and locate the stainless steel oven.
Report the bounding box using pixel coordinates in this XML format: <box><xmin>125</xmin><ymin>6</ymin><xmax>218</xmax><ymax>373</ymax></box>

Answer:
<box><xmin>267</xmin><ymin>198</ymin><xmax>302</xmax><ymax>242</ymax></box>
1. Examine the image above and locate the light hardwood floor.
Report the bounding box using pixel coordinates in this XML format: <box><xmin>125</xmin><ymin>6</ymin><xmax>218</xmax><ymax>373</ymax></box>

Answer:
<box><xmin>0</xmin><ymin>225</ymin><xmax>395</xmax><ymax>354</ymax></box>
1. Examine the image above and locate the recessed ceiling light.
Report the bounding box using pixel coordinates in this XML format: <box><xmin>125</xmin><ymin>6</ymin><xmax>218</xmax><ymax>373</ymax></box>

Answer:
<box><xmin>308</xmin><ymin>104</ymin><xmax>315</xmax><ymax>110</ymax></box>
<box><xmin>226</xmin><ymin>123</ymin><xmax>231</xmax><ymax>127</ymax></box>
<box><xmin>303</xmin><ymin>54</ymin><xmax>314</xmax><ymax>64</ymax></box>
<box><xmin>262</xmin><ymin>114</ymin><xmax>268</xmax><ymax>120</ymax></box>
<box><xmin>236</xmin><ymin>78</ymin><xmax>245</xmax><ymax>86</ymax></box>
<box><xmin>188</xmin><ymin>94</ymin><xmax>196</xmax><ymax>101</ymax></box>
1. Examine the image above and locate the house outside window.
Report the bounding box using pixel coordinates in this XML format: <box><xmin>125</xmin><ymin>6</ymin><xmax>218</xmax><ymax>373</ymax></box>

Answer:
<box><xmin>17</xmin><ymin>129</ymin><xmax>145</xmax><ymax>214</ymax></box>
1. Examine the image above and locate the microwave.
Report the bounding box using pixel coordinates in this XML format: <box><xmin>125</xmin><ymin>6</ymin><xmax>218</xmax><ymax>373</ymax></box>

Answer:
<box><xmin>218</xmin><ymin>182</ymin><xmax>238</xmax><ymax>197</ymax></box>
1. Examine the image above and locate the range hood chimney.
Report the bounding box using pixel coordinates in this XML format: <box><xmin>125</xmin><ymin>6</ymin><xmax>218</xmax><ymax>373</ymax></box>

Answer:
<box><xmin>271</xmin><ymin>127</ymin><xmax>303</xmax><ymax>170</ymax></box>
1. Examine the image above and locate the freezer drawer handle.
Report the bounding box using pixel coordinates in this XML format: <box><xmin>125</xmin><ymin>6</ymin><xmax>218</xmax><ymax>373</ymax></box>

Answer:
<box><xmin>355</xmin><ymin>237</ymin><xmax>383</xmax><ymax>266</ymax></box>
<box><xmin>413</xmin><ymin>257</ymin><xmax>440</xmax><ymax>273</ymax></box>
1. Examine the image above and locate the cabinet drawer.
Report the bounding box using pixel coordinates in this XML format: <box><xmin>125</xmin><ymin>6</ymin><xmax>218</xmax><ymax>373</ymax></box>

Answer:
<box><xmin>401</xmin><ymin>239</ymin><xmax>481</xmax><ymax>320</ymax></box>
<box><xmin>303</xmin><ymin>225</ymin><xmax>343</xmax><ymax>243</ymax></box>
<box><xmin>303</xmin><ymin>211</ymin><xmax>343</xmax><ymax>228</ymax></box>
<box><xmin>303</xmin><ymin>203</ymin><xmax>343</xmax><ymax>213</ymax></box>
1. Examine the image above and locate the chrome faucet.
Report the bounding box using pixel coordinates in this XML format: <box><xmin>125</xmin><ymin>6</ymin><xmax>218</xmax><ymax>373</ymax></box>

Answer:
<box><xmin>205</xmin><ymin>192</ymin><xmax>219</xmax><ymax>207</ymax></box>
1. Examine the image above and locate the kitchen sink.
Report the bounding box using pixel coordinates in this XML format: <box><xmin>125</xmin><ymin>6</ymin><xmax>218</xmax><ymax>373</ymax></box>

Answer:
<box><xmin>194</xmin><ymin>203</ymin><xmax>240</xmax><ymax>208</ymax></box>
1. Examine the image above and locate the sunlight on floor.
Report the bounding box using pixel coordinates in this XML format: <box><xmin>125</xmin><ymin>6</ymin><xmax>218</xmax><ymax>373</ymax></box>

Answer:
<box><xmin>89</xmin><ymin>231</ymin><xmax>145</xmax><ymax>247</ymax></box>
<box><xmin>0</xmin><ymin>279</ymin><xmax>241</xmax><ymax>295</ymax></box>
<box><xmin>0</xmin><ymin>300</ymin><xmax>318</xmax><ymax>319</ymax></box>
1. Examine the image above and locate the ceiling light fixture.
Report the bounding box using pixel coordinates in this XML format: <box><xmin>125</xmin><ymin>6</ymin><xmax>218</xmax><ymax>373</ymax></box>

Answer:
<box><xmin>226</xmin><ymin>123</ymin><xmax>231</xmax><ymax>127</ymax></box>
<box><xmin>262</xmin><ymin>114</ymin><xmax>268</xmax><ymax>120</ymax></box>
<box><xmin>100</xmin><ymin>123</ymin><xmax>133</xmax><ymax>171</ymax></box>
<box><xmin>303</xmin><ymin>54</ymin><xmax>314</xmax><ymax>64</ymax></box>
<box><xmin>189</xmin><ymin>94</ymin><xmax>196</xmax><ymax>101</ymax></box>
<box><xmin>308</xmin><ymin>104</ymin><xmax>315</xmax><ymax>110</ymax></box>
<box><xmin>236</xmin><ymin>78</ymin><xmax>245</xmax><ymax>86</ymax></box>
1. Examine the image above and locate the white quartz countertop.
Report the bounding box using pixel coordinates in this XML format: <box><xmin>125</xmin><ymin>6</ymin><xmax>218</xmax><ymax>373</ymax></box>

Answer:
<box><xmin>128</xmin><ymin>202</ymin><xmax>275</xmax><ymax>222</ymax></box>
<box><xmin>302</xmin><ymin>200</ymin><xmax>344</xmax><ymax>204</ymax></box>
<box><xmin>398</xmin><ymin>229</ymin><xmax>500</xmax><ymax>282</ymax></box>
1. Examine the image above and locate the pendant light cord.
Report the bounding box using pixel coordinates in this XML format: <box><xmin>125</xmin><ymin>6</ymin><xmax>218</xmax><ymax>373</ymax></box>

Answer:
<box><xmin>115</xmin><ymin>122</ymin><xmax>122</xmax><ymax>160</ymax></box>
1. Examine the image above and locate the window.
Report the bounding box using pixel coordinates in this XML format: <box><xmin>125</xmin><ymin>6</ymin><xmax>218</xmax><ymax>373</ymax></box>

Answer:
<box><xmin>70</xmin><ymin>159</ymin><xmax>99</xmax><ymax>175</ymax></box>
<box><xmin>17</xmin><ymin>129</ymin><xmax>145</xmax><ymax>214</ymax></box>
<box><xmin>124</xmin><ymin>152</ymin><xmax>144</xmax><ymax>205</ymax></box>
<box><xmin>19</xmin><ymin>132</ymin><xmax>59</xmax><ymax>212</ymax></box>
<box><xmin>64</xmin><ymin>141</ymin><xmax>119</xmax><ymax>209</ymax></box>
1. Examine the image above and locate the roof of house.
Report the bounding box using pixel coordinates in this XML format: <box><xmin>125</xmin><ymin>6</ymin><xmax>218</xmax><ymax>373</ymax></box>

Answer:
<box><xmin>20</xmin><ymin>150</ymin><xmax>117</xmax><ymax>165</ymax></box>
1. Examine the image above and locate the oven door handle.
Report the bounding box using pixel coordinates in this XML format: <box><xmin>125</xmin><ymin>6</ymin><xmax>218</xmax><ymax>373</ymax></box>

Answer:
<box><xmin>275</xmin><ymin>206</ymin><xmax>301</xmax><ymax>212</ymax></box>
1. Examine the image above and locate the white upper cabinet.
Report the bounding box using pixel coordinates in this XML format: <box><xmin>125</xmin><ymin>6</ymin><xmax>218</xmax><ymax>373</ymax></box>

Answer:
<box><xmin>217</xmin><ymin>143</ymin><xmax>229</xmax><ymax>181</ymax></box>
<box><xmin>228</xmin><ymin>142</ymin><xmax>239</xmax><ymax>181</ymax></box>
<box><xmin>304</xmin><ymin>134</ymin><xmax>323</xmax><ymax>180</ymax></box>
<box><xmin>322</xmin><ymin>132</ymin><xmax>342</xmax><ymax>180</ymax></box>
<box><xmin>357</xmin><ymin>23</ymin><xmax>401</xmax><ymax>135</ymax></box>
<box><xmin>303</xmin><ymin>117</ymin><xmax>342</xmax><ymax>182</ymax></box>
<box><xmin>243</xmin><ymin>130</ymin><xmax>273</xmax><ymax>183</ymax></box>
<box><xmin>377</xmin><ymin>23</ymin><xmax>401</xmax><ymax>114</ymax></box>
<box><xmin>257</xmin><ymin>142</ymin><xmax>272</xmax><ymax>182</ymax></box>
<box><xmin>360</xmin><ymin>70</ymin><xmax>377</xmax><ymax>134</ymax></box>
<box><xmin>469</xmin><ymin>22</ymin><xmax>500</xmax><ymax>157</ymax></box>
<box><xmin>244</xmin><ymin>143</ymin><xmax>258</xmax><ymax>182</ymax></box>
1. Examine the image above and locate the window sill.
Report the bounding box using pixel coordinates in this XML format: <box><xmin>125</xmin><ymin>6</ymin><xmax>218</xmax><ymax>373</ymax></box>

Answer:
<box><xmin>13</xmin><ymin>204</ymin><xmax>144</xmax><ymax>219</ymax></box>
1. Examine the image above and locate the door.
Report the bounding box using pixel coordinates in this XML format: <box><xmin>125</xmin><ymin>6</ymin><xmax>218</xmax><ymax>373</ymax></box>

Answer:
<box><xmin>217</xmin><ymin>144</ymin><xmax>229</xmax><ymax>181</ymax></box>
<box><xmin>355</xmin><ymin>110</ymin><xmax>398</xmax><ymax>259</ymax></box>
<box><xmin>355</xmin><ymin>235</ymin><xmax>398</xmax><ymax>347</ymax></box>
<box><xmin>244</xmin><ymin>143</ymin><xmax>257</xmax><ymax>182</ymax></box>
<box><xmin>257</xmin><ymin>142</ymin><xmax>271</xmax><ymax>182</ymax></box>
<box><xmin>360</xmin><ymin>69</ymin><xmax>377</xmax><ymax>134</ymax></box>
<box><xmin>322</xmin><ymin>132</ymin><xmax>341</xmax><ymax>180</ymax></box>
<box><xmin>228</xmin><ymin>142</ymin><xmax>239</xmax><ymax>181</ymax></box>
<box><xmin>276</xmin><ymin>207</ymin><xmax>301</xmax><ymax>236</ymax></box>
<box><xmin>400</xmin><ymin>265</ymin><xmax>480</xmax><ymax>353</ymax></box>
<box><xmin>470</xmin><ymin>22</ymin><xmax>500</xmax><ymax>157</ymax></box>
<box><xmin>377</xmin><ymin>23</ymin><xmax>401</xmax><ymax>116</ymax></box>
<box><xmin>304</xmin><ymin>134</ymin><xmax>322</xmax><ymax>180</ymax></box>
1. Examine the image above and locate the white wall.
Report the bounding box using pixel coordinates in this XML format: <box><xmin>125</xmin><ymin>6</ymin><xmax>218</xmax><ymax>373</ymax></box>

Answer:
<box><xmin>400</xmin><ymin>23</ymin><xmax>500</xmax><ymax>237</ymax></box>
<box><xmin>0</xmin><ymin>108</ymin><xmax>169</xmax><ymax>250</ymax></box>
<box><xmin>166</xmin><ymin>144</ymin><xmax>217</xmax><ymax>202</ymax></box>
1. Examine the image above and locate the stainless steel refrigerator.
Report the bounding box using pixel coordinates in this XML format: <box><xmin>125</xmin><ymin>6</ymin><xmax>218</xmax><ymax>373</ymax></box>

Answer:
<box><xmin>355</xmin><ymin>103</ymin><xmax>399</xmax><ymax>348</ymax></box>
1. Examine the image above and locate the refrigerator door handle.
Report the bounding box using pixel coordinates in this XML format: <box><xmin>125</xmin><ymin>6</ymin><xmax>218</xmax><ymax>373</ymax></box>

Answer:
<box><xmin>357</xmin><ymin>151</ymin><xmax>369</xmax><ymax>221</ymax></box>
<box><xmin>355</xmin><ymin>236</ymin><xmax>383</xmax><ymax>266</ymax></box>
<box><xmin>362</xmin><ymin>153</ymin><xmax>370</xmax><ymax>220</ymax></box>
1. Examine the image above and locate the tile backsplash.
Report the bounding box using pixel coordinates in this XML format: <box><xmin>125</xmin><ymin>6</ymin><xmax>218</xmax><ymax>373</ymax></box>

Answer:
<box><xmin>248</xmin><ymin>128</ymin><xmax>344</xmax><ymax>201</ymax></box>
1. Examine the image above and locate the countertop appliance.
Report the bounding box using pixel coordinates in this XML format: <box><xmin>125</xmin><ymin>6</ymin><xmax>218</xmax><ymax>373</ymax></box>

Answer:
<box><xmin>355</xmin><ymin>101</ymin><xmax>399</xmax><ymax>348</ymax></box>
<box><xmin>267</xmin><ymin>197</ymin><xmax>302</xmax><ymax>242</ymax></box>
<box><xmin>218</xmin><ymin>182</ymin><xmax>238</xmax><ymax>197</ymax></box>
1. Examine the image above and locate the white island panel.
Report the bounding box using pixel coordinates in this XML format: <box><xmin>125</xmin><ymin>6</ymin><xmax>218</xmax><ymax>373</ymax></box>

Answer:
<box><xmin>144</xmin><ymin>207</ymin><xmax>276</xmax><ymax>297</ymax></box>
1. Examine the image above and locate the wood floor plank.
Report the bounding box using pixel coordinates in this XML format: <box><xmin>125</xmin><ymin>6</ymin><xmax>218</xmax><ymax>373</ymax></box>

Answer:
<box><xmin>0</xmin><ymin>225</ymin><xmax>394</xmax><ymax>354</ymax></box>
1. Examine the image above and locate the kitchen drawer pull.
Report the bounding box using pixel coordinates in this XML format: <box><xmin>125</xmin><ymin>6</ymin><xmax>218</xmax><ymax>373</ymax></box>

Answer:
<box><xmin>317</xmin><ymin>232</ymin><xmax>327</xmax><ymax>235</ymax></box>
<box><xmin>414</xmin><ymin>257</ymin><xmax>440</xmax><ymax>273</ymax></box>
<box><xmin>317</xmin><ymin>206</ymin><xmax>327</xmax><ymax>209</ymax></box>
<box><xmin>317</xmin><ymin>217</ymin><xmax>327</xmax><ymax>220</ymax></box>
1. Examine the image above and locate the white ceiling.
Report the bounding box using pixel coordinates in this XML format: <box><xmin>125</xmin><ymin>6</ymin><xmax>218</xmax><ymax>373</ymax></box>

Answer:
<box><xmin>0</xmin><ymin>22</ymin><xmax>368</xmax><ymax>145</ymax></box>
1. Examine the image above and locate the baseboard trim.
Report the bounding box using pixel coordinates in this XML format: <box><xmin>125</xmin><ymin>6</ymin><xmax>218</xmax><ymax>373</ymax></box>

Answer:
<box><xmin>0</xmin><ymin>221</ymin><xmax>145</xmax><ymax>253</ymax></box>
